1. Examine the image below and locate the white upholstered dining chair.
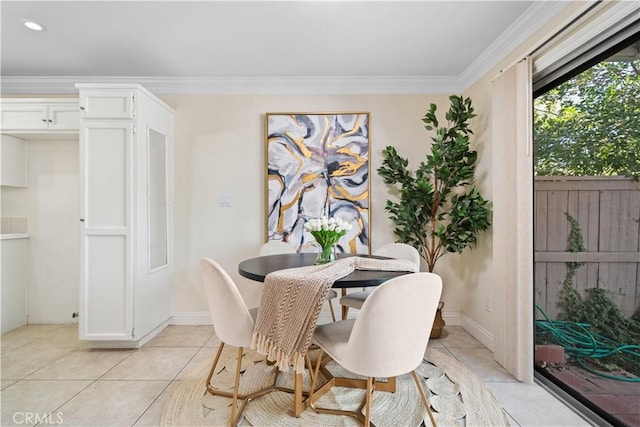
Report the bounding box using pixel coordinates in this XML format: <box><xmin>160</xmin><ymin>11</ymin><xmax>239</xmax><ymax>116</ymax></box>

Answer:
<box><xmin>310</xmin><ymin>272</ymin><xmax>442</xmax><ymax>426</ymax></box>
<box><xmin>339</xmin><ymin>242</ymin><xmax>420</xmax><ymax>318</ymax></box>
<box><xmin>200</xmin><ymin>258</ymin><xmax>277</xmax><ymax>426</ymax></box>
<box><xmin>259</xmin><ymin>241</ymin><xmax>338</xmax><ymax>322</ymax></box>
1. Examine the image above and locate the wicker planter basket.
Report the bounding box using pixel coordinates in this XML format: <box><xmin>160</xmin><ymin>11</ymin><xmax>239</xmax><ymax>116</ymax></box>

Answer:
<box><xmin>430</xmin><ymin>302</ymin><xmax>445</xmax><ymax>339</ymax></box>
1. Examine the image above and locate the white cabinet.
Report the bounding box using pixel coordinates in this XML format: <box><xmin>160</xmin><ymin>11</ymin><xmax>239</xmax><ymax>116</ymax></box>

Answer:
<box><xmin>77</xmin><ymin>84</ymin><xmax>173</xmax><ymax>347</ymax></box>
<box><xmin>79</xmin><ymin>91</ymin><xmax>134</xmax><ymax>119</ymax></box>
<box><xmin>1</xmin><ymin>135</ymin><xmax>27</xmax><ymax>187</ymax></box>
<box><xmin>1</xmin><ymin>99</ymin><xmax>79</xmax><ymax>132</ymax></box>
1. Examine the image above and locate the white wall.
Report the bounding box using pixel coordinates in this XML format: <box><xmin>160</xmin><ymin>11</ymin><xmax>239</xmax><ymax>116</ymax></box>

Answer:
<box><xmin>1</xmin><ymin>137</ymin><xmax>80</xmax><ymax>324</ymax></box>
<box><xmin>159</xmin><ymin>94</ymin><xmax>491</xmax><ymax>323</ymax></box>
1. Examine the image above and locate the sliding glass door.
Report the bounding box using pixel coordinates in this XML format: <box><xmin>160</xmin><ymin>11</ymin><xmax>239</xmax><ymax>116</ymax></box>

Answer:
<box><xmin>533</xmin><ymin>40</ymin><xmax>639</xmax><ymax>427</ymax></box>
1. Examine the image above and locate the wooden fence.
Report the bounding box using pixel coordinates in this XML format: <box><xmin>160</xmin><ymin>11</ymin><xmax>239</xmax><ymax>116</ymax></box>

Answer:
<box><xmin>534</xmin><ymin>176</ymin><xmax>640</xmax><ymax>319</ymax></box>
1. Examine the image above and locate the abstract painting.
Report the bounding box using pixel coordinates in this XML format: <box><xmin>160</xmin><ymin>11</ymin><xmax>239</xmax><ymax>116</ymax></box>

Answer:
<box><xmin>266</xmin><ymin>113</ymin><xmax>370</xmax><ymax>254</ymax></box>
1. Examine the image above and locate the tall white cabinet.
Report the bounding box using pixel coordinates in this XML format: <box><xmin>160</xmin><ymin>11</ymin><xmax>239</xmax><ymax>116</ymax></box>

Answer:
<box><xmin>77</xmin><ymin>84</ymin><xmax>173</xmax><ymax>346</ymax></box>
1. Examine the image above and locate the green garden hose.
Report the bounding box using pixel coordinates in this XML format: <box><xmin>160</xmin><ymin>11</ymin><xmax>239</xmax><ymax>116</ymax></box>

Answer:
<box><xmin>535</xmin><ymin>304</ymin><xmax>640</xmax><ymax>382</ymax></box>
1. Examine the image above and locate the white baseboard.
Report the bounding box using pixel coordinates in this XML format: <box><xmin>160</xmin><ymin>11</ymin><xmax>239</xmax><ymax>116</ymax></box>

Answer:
<box><xmin>170</xmin><ymin>312</ymin><xmax>213</xmax><ymax>325</ymax></box>
<box><xmin>442</xmin><ymin>311</ymin><xmax>462</xmax><ymax>326</ymax></box>
<box><xmin>461</xmin><ymin>314</ymin><xmax>494</xmax><ymax>351</ymax></box>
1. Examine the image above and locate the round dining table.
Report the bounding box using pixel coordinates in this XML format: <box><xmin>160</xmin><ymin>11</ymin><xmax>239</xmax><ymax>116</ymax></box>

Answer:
<box><xmin>238</xmin><ymin>252</ymin><xmax>411</xmax><ymax>288</ymax></box>
<box><xmin>238</xmin><ymin>251</ymin><xmax>410</xmax><ymax>416</ymax></box>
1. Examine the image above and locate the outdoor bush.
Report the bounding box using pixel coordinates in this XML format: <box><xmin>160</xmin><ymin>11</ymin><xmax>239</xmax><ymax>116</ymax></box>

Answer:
<box><xmin>558</xmin><ymin>213</ymin><xmax>640</xmax><ymax>375</ymax></box>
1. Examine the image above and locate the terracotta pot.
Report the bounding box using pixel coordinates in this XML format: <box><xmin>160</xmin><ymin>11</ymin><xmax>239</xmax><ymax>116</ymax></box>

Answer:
<box><xmin>430</xmin><ymin>301</ymin><xmax>445</xmax><ymax>339</ymax></box>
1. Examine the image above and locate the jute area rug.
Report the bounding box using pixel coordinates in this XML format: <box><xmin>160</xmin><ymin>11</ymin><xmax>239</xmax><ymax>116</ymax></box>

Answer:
<box><xmin>161</xmin><ymin>347</ymin><xmax>510</xmax><ymax>427</ymax></box>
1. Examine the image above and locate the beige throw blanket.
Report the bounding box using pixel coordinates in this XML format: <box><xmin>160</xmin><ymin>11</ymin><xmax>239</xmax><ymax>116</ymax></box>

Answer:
<box><xmin>251</xmin><ymin>256</ymin><xmax>418</xmax><ymax>373</ymax></box>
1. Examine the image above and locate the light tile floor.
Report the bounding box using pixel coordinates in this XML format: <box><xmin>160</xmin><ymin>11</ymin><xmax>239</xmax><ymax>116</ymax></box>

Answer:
<box><xmin>1</xmin><ymin>324</ymin><xmax>592</xmax><ymax>426</ymax></box>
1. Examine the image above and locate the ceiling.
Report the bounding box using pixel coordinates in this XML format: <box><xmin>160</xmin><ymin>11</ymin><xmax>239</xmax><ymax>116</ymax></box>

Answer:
<box><xmin>0</xmin><ymin>1</ymin><xmax>568</xmax><ymax>94</ymax></box>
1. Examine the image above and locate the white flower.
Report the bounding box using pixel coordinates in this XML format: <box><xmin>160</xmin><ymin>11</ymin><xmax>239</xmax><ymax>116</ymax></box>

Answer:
<box><xmin>333</xmin><ymin>218</ymin><xmax>353</xmax><ymax>233</ymax></box>
<box><xmin>304</xmin><ymin>218</ymin><xmax>324</xmax><ymax>232</ymax></box>
<box><xmin>304</xmin><ymin>216</ymin><xmax>353</xmax><ymax>235</ymax></box>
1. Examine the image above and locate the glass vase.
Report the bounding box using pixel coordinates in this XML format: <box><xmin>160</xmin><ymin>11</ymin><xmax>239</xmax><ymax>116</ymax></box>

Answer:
<box><xmin>315</xmin><ymin>244</ymin><xmax>336</xmax><ymax>264</ymax></box>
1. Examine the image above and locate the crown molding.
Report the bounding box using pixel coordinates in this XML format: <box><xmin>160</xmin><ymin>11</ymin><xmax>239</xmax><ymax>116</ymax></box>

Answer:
<box><xmin>459</xmin><ymin>0</ymin><xmax>571</xmax><ymax>91</ymax></box>
<box><xmin>1</xmin><ymin>75</ymin><xmax>463</xmax><ymax>96</ymax></box>
<box><xmin>0</xmin><ymin>2</ymin><xmax>570</xmax><ymax>96</ymax></box>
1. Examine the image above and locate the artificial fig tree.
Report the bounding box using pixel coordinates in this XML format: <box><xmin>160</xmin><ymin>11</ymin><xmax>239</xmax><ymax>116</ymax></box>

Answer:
<box><xmin>377</xmin><ymin>95</ymin><xmax>492</xmax><ymax>272</ymax></box>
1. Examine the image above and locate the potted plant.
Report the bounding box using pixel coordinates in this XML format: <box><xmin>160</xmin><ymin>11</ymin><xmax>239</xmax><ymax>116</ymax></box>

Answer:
<box><xmin>377</xmin><ymin>95</ymin><xmax>492</xmax><ymax>338</ymax></box>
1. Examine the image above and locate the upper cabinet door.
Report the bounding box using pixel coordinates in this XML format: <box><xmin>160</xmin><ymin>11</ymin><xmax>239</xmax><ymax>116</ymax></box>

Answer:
<box><xmin>0</xmin><ymin>99</ymin><xmax>79</xmax><ymax>132</ymax></box>
<box><xmin>79</xmin><ymin>91</ymin><xmax>134</xmax><ymax>119</ymax></box>
<box><xmin>1</xmin><ymin>104</ymin><xmax>49</xmax><ymax>130</ymax></box>
<box><xmin>48</xmin><ymin>104</ymin><xmax>80</xmax><ymax>130</ymax></box>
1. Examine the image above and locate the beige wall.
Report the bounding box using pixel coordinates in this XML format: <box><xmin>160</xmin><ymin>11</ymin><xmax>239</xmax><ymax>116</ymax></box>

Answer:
<box><xmin>0</xmin><ymin>1</ymin><xmax>597</xmax><ymax>349</ymax></box>
<box><xmin>158</xmin><ymin>0</ymin><xmax>605</xmax><ymax>360</ymax></box>
<box><xmin>159</xmin><ymin>94</ymin><xmax>494</xmax><ymax>322</ymax></box>
<box><xmin>140</xmin><ymin>1</ymin><xmax>620</xmax><ymax>362</ymax></box>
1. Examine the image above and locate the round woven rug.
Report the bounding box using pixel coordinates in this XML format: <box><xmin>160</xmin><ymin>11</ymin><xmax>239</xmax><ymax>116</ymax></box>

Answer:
<box><xmin>161</xmin><ymin>347</ymin><xmax>510</xmax><ymax>426</ymax></box>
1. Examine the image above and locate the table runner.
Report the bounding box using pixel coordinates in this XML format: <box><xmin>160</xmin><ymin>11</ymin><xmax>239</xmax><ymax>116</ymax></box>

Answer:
<box><xmin>251</xmin><ymin>256</ymin><xmax>418</xmax><ymax>373</ymax></box>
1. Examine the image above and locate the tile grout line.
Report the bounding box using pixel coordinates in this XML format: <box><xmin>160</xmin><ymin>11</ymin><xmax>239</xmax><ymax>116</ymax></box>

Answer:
<box><xmin>439</xmin><ymin>338</ymin><xmax>524</xmax><ymax>426</ymax></box>
<box><xmin>130</xmin><ymin>330</ymin><xmax>216</xmax><ymax>426</ymax></box>
<box><xmin>39</xmin><ymin>343</ymin><xmax>138</xmax><ymax>425</ymax></box>
<box><xmin>29</xmin><ymin>346</ymin><xmax>100</xmax><ymax>426</ymax></box>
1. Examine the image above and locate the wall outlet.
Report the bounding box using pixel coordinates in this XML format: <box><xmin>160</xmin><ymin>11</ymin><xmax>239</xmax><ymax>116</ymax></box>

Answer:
<box><xmin>219</xmin><ymin>194</ymin><xmax>232</xmax><ymax>207</ymax></box>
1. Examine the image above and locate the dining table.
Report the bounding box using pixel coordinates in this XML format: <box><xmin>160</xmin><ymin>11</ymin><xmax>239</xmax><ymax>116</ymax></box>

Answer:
<box><xmin>239</xmin><ymin>252</ymin><xmax>410</xmax><ymax>288</ymax></box>
<box><xmin>238</xmin><ymin>252</ymin><xmax>413</xmax><ymax>417</ymax></box>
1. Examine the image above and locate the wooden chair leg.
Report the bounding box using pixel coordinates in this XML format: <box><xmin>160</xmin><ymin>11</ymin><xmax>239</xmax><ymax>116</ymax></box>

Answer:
<box><xmin>230</xmin><ymin>347</ymin><xmax>244</xmax><ymax>426</ymax></box>
<box><xmin>328</xmin><ymin>299</ymin><xmax>337</xmax><ymax>322</ymax></box>
<box><xmin>411</xmin><ymin>370</ymin><xmax>437</xmax><ymax>427</ymax></box>
<box><xmin>341</xmin><ymin>289</ymin><xmax>349</xmax><ymax>320</ymax></box>
<box><xmin>309</xmin><ymin>348</ymin><xmax>324</xmax><ymax>393</ymax></box>
<box><xmin>364</xmin><ymin>376</ymin><xmax>373</xmax><ymax>426</ymax></box>
<box><xmin>206</xmin><ymin>343</ymin><xmax>277</xmax><ymax>426</ymax></box>
<box><xmin>206</xmin><ymin>342</ymin><xmax>226</xmax><ymax>392</ymax></box>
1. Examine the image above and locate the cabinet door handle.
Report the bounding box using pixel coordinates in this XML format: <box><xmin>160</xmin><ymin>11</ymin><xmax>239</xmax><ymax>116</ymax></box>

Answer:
<box><xmin>80</xmin><ymin>219</ymin><xmax>85</xmax><ymax>222</ymax></box>
<box><xmin>41</xmin><ymin>119</ymin><xmax>47</xmax><ymax>122</ymax></box>
<box><xmin>79</xmin><ymin>106</ymin><xmax>85</xmax><ymax>111</ymax></box>
<box><xmin>48</xmin><ymin>119</ymin><xmax>53</xmax><ymax>123</ymax></box>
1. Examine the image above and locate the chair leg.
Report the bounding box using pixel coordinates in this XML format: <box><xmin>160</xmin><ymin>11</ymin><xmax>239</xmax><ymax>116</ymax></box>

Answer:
<box><xmin>206</xmin><ymin>342</ymin><xmax>226</xmax><ymax>392</ymax></box>
<box><xmin>309</xmin><ymin>348</ymin><xmax>324</xmax><ymax>393</ymax></box>
<box><xmin>411</xmin><ymin>370</ymin><xmax>437</xmax><ymax>427</ymax></box>
<box><xmin>206</xmin><ymin>343</ymin><xmax>278</xmax><ymax>426</ymax></box>
<box><xmin>364</xmin><ymin>376</ymin><xmax>373</xmax><ymax>426</ymax></box>
<box><xmin>229</xmin><ymin>346</ymin><xmax>244</xmax><ymax>426</ymax></box>
<box><xmin>341</xmin><ymin>289</ymin><xmax>349</xmax><ymax>320</ymax></box>
<box><xmin>328</xmin><ymin>299</ymin><xmax>337</xmax><ymax>322</ymax></box>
